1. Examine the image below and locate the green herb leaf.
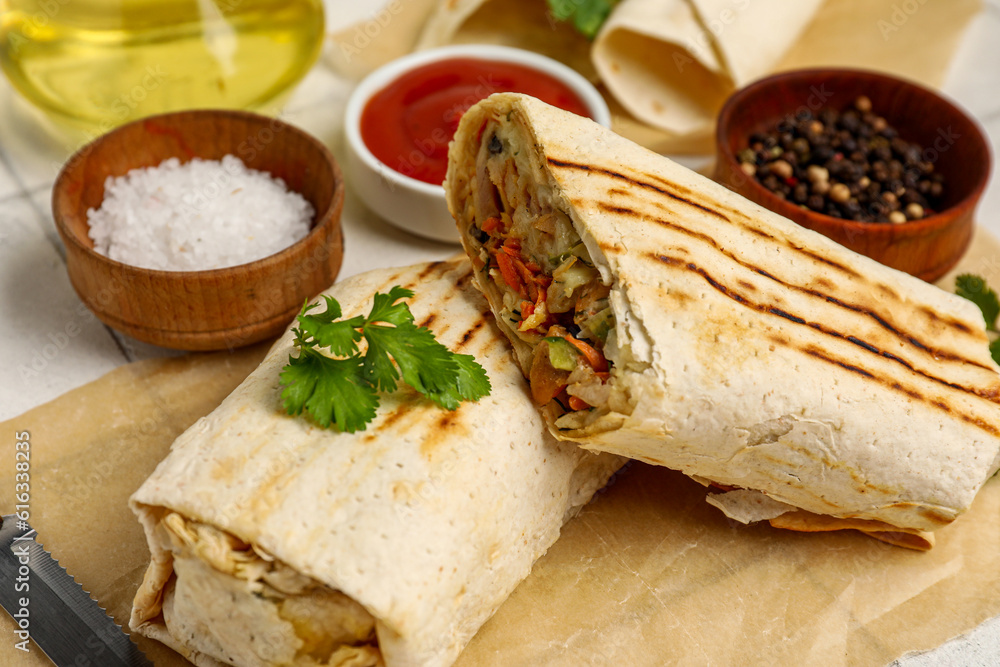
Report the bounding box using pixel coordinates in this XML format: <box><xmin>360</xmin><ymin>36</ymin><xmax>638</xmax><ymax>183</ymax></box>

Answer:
<box><xmin>296</xmin><ymin>296</ymin><xmax>364</xmax><ymax>356</ymax></box>
<box><xmin>364</xmin><ymin>321</ymin><xmax>460</xmax><ymax>397</ymax></box>
<box><xmin>546</xmin><ymin>0</ymin><xmax>618</xmax><ymax>39</ymax></box>
<box><xmin>548</xmin><ymin>0</ymin><xmax>577</xmax><ymax>20</ymax></box>
<box><xmin>956</xmin><ymin>274</ymin><xmax>1000</xmax><ymax>330</ymax></box>
<box><xmin>410</xmin><ymin>351</ymin><xmax>494</xmax><ymax>411</ymax></box>
<box><xmin>449</xmin><ymin>353</ymin><xmax>493</xmax><ymax>405</ymax></box>
<box><xmin>279</xmin><ymin>286</ymin><xmax>492</xmax><ymax>431</ymax></box>
<box><xmin>280</xmin><ymin>348</ymin><xmax>378</xmax><ymax>433</ymax></box>
<box><xmin>366</xmin><ymin>285</ymin><xmax>417</xmax><ymax>327</ymax></box>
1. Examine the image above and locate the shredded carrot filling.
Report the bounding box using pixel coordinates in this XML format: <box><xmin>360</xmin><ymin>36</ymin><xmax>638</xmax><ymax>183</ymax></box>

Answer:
<box><xmin>480</xmin><ymin>216</ymin><xmax>612</xmax><ymax>412</ymax></box>
<box><xmin>563</xmin><ymin>336</ymin><xmax>607</xmax><ymax>373</ymax></box>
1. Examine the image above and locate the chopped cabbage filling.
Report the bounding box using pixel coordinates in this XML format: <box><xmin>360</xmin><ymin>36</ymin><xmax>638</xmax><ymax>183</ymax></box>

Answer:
<box><xmin>468</xmin><ymin>119</ymin><xmax>617</xmax><ymax>419</ymax></box>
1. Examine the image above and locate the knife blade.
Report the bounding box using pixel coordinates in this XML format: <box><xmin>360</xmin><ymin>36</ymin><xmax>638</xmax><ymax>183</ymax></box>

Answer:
<box><xmin>0</xmin><ymin>515</ymin><xmax>153</xmax><ymax>667</ymax></box>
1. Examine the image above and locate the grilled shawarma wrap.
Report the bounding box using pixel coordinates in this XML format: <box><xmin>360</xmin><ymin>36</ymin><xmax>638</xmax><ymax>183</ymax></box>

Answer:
<box><xmin>129</xmin><ymin>258</ymin><xmax>623</xmax><ymax>667</ymax></box>
<box><xmin>445</xmin><ymin>92</ymin><xmax>1000</xmax><ymax>549</ymax></box>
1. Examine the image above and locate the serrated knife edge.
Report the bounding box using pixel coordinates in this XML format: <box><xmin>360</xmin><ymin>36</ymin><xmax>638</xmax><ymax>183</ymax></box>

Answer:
<box><xmin>1</xmin><ymin>515</ymin><xmax>153</xmax><ymax>667</ymax></box>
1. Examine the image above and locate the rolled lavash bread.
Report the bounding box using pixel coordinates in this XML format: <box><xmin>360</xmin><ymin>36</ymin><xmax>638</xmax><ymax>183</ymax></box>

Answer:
<box><xmin>444</xmin><ymin>92</ymin><xmax>1000</xmax><ymax>550</ymax></box>
<box><xmin>414</xmin><ymin>0</ymin><xmax>597</xmax><ymax>81</ymax></box>
<box><xmin>129</xmin><ymin>258</ymin><xmax>623</xmax><ymax>667</ymax></box>
<box><xmin>415</xmin><ymin>0</ymin><xmax>821</xmax><ymax>140</ymax></box>
<box><xmin>591</xmin><ymin>0</ymin><xmax>823</xmax><ymax>137</ymax></box>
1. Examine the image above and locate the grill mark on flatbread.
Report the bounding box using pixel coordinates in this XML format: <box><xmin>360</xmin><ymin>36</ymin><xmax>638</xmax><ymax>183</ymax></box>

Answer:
<box><xmin>421</xmin><ymin>408</ymin><xmax>469</xmax><ymax>460</ymax></box>
<box><xmin>801</xmin><ymin>346</ymin><xmax>875</xmax><ymax>379</ymax></box>
<box><xmin>547</xmin><ymin>158</ymin><xmax>729</xmax><ymax>222</ymax></box>
<box><xmin>789</xmin><ymin>244</ymin><xmax>861</xmax><ymax>278</ymax></box>
<box><xmin>382</xmin><ymin>260</ymin><xmax>454</xmax><ymax>297</ymax></box>
<box><xmin>618</xmin><ymin>200</ymin><xmax>972</xmax><ymax>362</ymax></box>
<box><xmin>848</xmin><ymin>336</ymin><xmax>881</xmax><ymax>355</ymax></box>
<box><xmin>802</xmin><ymin>346</ymin><xmax>998</xmax><ymax>436</ymax></box>
<box><xmin>769</xmin><ymin>307</ymin><xmax>806</xmax><ymax>325</ymax></box>
<box><xmin>917</xmin><ymin>304</ymin><xmax>973</xmax><ymax>334</ymax></box>
<box><xmin>650</xmin><ymin>253</ymin><xmax>1000</xmax><ymax>430</ymax></box>
<box><xmin>609</xmin><ymin>201</ymin><xmax>989</xmax><ymax>371</ymax></box>
<box><xmin>552</xmin><ymin>156</ymin><xmax>976</xmax><ymax>333</ymax></box>
<box><xmin>598</xmin><ymin>203</ymin><xmax>639</xmax><ymax>217</ymax></box>
<box><xmin>418</xmin><ymin>260</ymin><xmax>449</xmax><ymax>281</ymax></box>
<box><xmin>815</xmin><ymin>277</ymin><xmax>836</xmax><ymax>291</ymax></box>
<box><xmin>379</xmin><ymin>396</ymin><xmax>423</xmax><ymax>430</ymax></box>
<box><xmin>706</xmin><ymin>202</ymin><xmax>974</xmax><ymax>332</ymax></box>
<box><xmin>455</xmin><ymin>313</ymin><xmax>490</xmax><ymax>351</ymax></box>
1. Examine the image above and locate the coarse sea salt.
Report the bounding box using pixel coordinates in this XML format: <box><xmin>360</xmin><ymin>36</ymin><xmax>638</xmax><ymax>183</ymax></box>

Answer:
<box><xmin>87</xmin><ymin>155</ymin><xmax>314</xmax><ymax>271</ymax></box>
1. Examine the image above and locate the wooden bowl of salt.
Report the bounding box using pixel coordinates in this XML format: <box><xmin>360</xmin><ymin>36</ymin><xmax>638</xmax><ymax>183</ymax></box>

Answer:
<box><xmin>52</xmin><ymin>109</ymin><xmax>344</xmax><ymax>351</ymax></box>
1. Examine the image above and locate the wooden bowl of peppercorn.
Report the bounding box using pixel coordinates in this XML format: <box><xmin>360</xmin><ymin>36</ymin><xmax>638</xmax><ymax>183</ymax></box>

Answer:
<box><xmin>714</xmin><ymin>68</ymin><xmax>991</xmax><ymax>282</ymax></box>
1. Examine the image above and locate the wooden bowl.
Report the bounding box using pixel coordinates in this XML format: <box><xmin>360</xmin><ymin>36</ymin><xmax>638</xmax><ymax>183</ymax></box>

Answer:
<box><xmin>52</xmin><ymin>109</ymin><xmax>344</xmax><ymax>351</ymax></box>
<box><xmin>714</xmin><ymin>68</ymin><xmax>991</xmax><ymax>282</ymax></box>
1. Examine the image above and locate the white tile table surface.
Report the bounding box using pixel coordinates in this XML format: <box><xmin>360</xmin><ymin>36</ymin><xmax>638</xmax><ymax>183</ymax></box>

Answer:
<box><xmin>2</xmin><ymin>1</ymin><xmax>1000</xmax><ymax>664</ymax></box>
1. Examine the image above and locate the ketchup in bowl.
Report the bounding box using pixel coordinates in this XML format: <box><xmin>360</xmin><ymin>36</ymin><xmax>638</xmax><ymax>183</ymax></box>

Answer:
<box><xmin>360</xmin><ymin>57</ymin><xmax>594</xmax><ymax>186</ymax></box>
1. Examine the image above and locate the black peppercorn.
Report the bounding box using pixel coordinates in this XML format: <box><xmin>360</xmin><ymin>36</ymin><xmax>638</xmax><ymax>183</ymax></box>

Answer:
<box><xmin>737</xmin><ymin>95</ymin><xmax>946</xmax><ymax>223</ymax></box>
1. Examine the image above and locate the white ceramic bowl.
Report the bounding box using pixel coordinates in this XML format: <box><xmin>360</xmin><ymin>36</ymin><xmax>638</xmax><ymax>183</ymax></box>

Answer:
<box><xmin>344</xmin><ymin>45</ymin><xmax>612</xmax><ymax>243</ymax></box>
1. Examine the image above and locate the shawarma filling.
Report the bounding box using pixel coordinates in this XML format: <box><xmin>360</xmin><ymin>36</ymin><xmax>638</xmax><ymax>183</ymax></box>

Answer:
<box><xmin>158</xmin><ymin>512</ymin><xmax>381</xmax><ymax>667</ymax></box>
<box><xmin>465</xmin><ymin>119</ymin><xmax>616</xmax><ymax>426</ymax></box>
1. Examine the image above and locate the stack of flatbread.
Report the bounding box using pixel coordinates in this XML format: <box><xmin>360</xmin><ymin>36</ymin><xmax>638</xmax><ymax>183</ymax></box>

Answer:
<box><xmin>327</xmin><ymin>0</ymin><xmax>981</xmax><ymax>150</ymax></box>
<box><xmin>416</xmin><ymin>0</ymin><xmax>824</xmax><ymax>138</ymax></box>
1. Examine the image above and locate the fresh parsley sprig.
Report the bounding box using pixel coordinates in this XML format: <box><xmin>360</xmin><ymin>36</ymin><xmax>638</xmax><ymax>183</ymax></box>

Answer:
<box><xmin>280</xmin><ymin>287</ymin><xmax>491</xmax><ymax>432</ymax></box>
<box><xmin>955</xmin><ymin>274</ymin><xmax>1000</xmax><ymax>364</ymax></box>
<box><xmin>546</xmin><ymin>0</ymin><xmax>619</xmax><ymax>39</ymax></box>
<box><xmin>956</xmin><ymin>274</ymin><xmax>999</xmax><ymax>330</ymax></box>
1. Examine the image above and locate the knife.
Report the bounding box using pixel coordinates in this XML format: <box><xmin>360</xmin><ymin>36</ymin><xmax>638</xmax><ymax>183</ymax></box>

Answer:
<box><xmin>0</xmin><ymin>515</ymin><xmax>153</xmax><ymax>667</ymax></box>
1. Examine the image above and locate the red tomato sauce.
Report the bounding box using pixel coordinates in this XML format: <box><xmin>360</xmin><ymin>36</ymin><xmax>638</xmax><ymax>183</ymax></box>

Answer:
<box><xmin>360</xmin><ymin>57</ymin><xmax>593</xmax><ymax>185</ymax></box>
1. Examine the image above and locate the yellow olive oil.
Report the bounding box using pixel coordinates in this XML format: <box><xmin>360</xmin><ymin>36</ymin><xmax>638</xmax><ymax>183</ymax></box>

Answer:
<box><xmin>0</xmin><ymin>0</ymin><xmax>324</xmax><ymax>136</ymax></box>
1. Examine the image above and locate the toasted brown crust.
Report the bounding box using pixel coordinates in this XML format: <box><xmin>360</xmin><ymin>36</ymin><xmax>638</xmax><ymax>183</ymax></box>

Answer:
<box><xmin>769</xmin><ymin>510</ymin><xmax>934</xmax><ymax>551</ymax></box>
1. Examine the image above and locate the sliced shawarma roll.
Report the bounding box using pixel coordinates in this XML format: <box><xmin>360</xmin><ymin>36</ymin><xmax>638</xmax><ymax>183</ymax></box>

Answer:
<box><xmin>444</xmin><ymin>92</ymin><xmax>1000</xmax><ymax>549</ymax></box>
<box><xmin>129</xmin><ymin>258</ymin><xmax>623</xmax><ymax>667</ymax></box>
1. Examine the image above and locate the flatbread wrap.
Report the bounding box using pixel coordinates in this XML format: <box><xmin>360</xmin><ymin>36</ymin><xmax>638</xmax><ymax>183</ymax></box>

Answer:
<box><xmin>415</xmin><ymin>0</ymin><xmax>596</xmax><ymax>81</ymax></box>
<box><xmin>129</xmin><ymin>258</ymin><xmax>623</xmax><ymax>666</ymax></box>
<box><xmin>591</xmin><ymin>0</ymin><xmax>824</xmax><ymax>137</ymax></box>
<box><xmin>444</xmin><ymin>92</ymin><xmax>1000</xmax><ymax>549</ymax></box>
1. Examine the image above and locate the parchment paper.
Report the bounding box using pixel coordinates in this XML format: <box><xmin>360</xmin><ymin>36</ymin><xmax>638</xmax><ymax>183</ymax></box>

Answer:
<box><xmin>3</xmin><ymin>227</ymin><xmax>1000</xmax><ymax>666</ymax></box>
